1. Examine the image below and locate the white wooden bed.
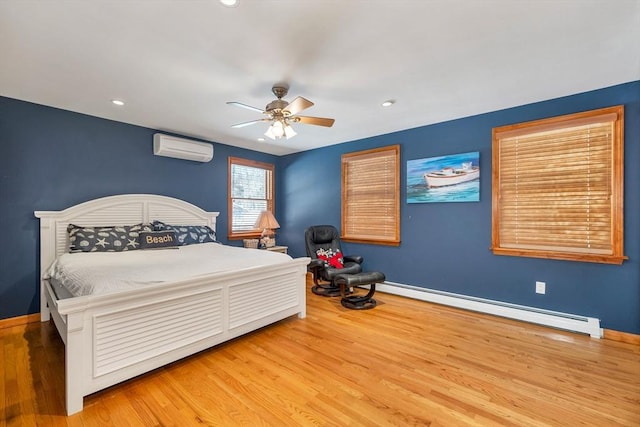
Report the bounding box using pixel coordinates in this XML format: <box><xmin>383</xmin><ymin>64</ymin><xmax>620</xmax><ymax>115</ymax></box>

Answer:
<box><xmin>34</xmin><ymin>194</ymin><xmax>309</xmax><ymax>415</ymax></box>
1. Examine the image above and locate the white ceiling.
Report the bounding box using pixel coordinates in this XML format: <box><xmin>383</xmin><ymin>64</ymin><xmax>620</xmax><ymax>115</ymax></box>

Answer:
<box><xmin>1</xmin><ymin>0</ymin><xmax>638</xmax><ymax>156</ymax></box>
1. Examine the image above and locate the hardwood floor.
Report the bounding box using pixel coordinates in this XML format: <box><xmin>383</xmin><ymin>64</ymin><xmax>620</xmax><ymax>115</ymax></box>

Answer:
<box><xmin>2</xmin><ymin>280</ymin><xmax>639</xmax><ymax>426</ymax></box>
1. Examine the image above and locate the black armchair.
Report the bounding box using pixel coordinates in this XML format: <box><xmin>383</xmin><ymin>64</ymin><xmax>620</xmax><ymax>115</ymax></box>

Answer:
<box><xmin>304</xmin><ymin>225</ymin><xmax>363</xmax><ymax>296</ymax></box>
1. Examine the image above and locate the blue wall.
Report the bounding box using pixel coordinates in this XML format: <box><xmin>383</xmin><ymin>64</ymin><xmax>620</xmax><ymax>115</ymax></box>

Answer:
<box><xmin>2</xmin><ymin>81</ymin><xmax>638</xmax><ymax>334</ymax></box>
<box><xmin>279</xmin><ymin>81</ymin><xmax>640</xmax><ymax>334</ymax></box>
<box><xmin>0</xmin><ymin>96</ymin><xmax>276</xmax><ymax>319</ymax></box>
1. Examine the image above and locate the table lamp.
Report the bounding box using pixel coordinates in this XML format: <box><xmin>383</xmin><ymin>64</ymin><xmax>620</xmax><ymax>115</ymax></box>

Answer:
<box><xmin>254</xmin><ymin>210</ymin><xmax>280</xmax><ymax>248</ymax></box>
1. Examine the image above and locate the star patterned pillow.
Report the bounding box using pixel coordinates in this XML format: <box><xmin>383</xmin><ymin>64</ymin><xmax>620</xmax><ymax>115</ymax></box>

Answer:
<box><xmin>68</xmin><ymin>223</ymin><xmax>153</xmax><ymax>253</ymax></box>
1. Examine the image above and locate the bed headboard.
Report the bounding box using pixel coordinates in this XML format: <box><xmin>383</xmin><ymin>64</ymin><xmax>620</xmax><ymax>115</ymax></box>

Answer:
<box><xmin>35</xmin><ymin>194</ymin><xmax>220</xmax><ymax>274</ymax></box>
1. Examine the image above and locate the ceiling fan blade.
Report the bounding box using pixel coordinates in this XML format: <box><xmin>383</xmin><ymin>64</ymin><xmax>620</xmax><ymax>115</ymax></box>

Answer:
<box><xmin>284</xmin><ymin>96</ymin><xmax>314</xmax><ymax>115</ymax></box>
<box><xmin>294</xmin><ymin>116</ymin><xmax>335</xmax><ymax>127</ymax></box>
<box><xmin>227</xmin><ymin>101</ymin><xmax>265</xmax><ymax>114</ymax></box>
<box><xmin>231</xmin><ymin>119</ymin><xmax>269</xmax><ymax>128</ymax></box>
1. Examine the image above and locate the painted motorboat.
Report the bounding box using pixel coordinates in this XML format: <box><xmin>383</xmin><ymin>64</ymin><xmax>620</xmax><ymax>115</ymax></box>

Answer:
<box><xmin>424</xmin><ymin>162</ymin><xmax>479</xmax><ymax>188</ymax></box>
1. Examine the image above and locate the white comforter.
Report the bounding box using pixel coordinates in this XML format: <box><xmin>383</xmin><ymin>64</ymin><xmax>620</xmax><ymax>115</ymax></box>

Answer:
<box><xmin>46</xmin><ymin>243</ymin><xmax>292</xmax><ymax>297</ymax></box>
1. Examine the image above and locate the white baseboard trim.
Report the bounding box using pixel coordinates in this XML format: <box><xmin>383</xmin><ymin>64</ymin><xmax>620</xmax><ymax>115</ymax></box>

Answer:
<box><xmin>376</xmin><ymin>281</ymin><xmax>603</xmax><ymax>338</ymax></box>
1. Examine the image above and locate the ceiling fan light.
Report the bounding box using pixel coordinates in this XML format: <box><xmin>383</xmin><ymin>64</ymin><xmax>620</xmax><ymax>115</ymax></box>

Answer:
<box><xmin>228</xmin><ymin>83</ymin><xmax>334</xmax><ymax>141</ymax></box>
<box><xmin>271</xmin><ymin>120</ymin><xmax>285</xmax><ymax>138</ymax></box>
<box><xmin>284</xmin><ymin>124</ymin><xmax>297</xmax><ymax>139</ymax></box>
<box><xmin>264</xmin><ymin>126</ymin><xmax>276</xmax><ymax>140</ymax></box>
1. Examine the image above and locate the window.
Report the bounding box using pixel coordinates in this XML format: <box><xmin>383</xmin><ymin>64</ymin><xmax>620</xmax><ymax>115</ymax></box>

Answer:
<box><xmin>341</xmin><ymin>145</ymin><xmax>400</xmax><ymax>246</ymax></box>
<box><xmin>228</xmin><ymin>157</ymin><xmax>274</xmax><ymax>239</ymax></box>
<box><xmin>492</xmin><ymin>106</ymin><xmax>625</xmax><ymax>264</ymax></box>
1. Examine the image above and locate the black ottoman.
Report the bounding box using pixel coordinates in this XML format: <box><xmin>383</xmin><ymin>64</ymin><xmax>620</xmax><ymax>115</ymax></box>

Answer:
<box><xmin>334</xmin><ymin>271</ymin><xmax>385</xmax><ymax>310</ymax></box>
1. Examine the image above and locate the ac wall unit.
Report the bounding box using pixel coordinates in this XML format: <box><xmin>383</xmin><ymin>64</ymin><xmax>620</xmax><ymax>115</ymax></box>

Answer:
<box><xmin>153</xmin><ymin>133</ymin><xmax>214</xmax><ymax>162</ymax></box>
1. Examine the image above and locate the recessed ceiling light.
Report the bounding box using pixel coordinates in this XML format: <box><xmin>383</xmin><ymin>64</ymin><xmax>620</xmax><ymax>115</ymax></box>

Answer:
<box><xmin>381</xmin><ymin>100</ymin><xmax>395</xmax><ymax>107</ymax></box>
<box><xmin>111</xmin><ymin>99</ymin><xmax>125</xmax><ymax>106</ymax></box>
<box><xmin>220</xmin><ymin>0</ymin><xmax>238</xmax><ymax>7</ymax></box>
<box><xmin>257</xmin><ymin>137</ymin><xmax>265</xmax><ymax>142</ymax></box>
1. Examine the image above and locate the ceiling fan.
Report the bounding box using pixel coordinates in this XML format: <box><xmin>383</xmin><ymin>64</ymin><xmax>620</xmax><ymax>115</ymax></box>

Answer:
<box><xmin>227</xmin><ymin>83</ymin><xmax>335</xmax><ymax>140</ymax></box>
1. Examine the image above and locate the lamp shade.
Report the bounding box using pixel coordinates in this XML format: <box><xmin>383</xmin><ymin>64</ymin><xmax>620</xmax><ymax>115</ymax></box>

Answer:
<box><xmin>254</xmin><ymin>210</ymin><xmax>280</xmax><ymax>230</ymax></box>
<box><xmin>271</xmin><ymin>120</ymin><xmax>285</xmax><ymax>138</ymax></box>
<box><xmin>284</xmin><ymin>124</ymin><xmax>297</xmax><ymax>139</ymax></box>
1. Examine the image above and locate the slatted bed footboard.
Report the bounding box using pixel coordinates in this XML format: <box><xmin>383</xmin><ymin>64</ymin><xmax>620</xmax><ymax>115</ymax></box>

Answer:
<box><xmin>35</xmin><ymin>194</ymin><xmax>309</xmax><ymax>415</ymax></box>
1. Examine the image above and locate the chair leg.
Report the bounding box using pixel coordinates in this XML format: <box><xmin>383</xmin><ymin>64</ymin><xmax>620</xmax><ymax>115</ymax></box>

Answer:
<box><xmin>312</xmin><ymin>281</ymin><xmax>343</xmax><ymax>297</ymax></box>
<box><xmin>309</xmin><ymin>270</ymin><xmax>341</xmax><ymax>297</ymax></box>
<box><xmin>340</xmin><ymin>284</ymin><xmax>377</xmax><ymax>310</ymax></box>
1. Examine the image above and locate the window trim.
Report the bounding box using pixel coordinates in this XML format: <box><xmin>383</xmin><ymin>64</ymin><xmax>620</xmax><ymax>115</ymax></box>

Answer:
<box><xmin>341</xmin><ymin>144</ymin><xmax>401</xmax><ymax>246</ymax></box>
<box><xmin>227</xmin><ymin>156</ymin><xmax>275</xmax><ymax>240</ymax></box>
<box><xmin>491</xmin><ymin>105</ymin><xmax>626</xmax><ymax>264</ymax></box>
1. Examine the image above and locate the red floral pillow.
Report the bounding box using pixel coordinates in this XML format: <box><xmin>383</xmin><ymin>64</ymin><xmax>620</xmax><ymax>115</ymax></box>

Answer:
<box><xmin>316</xmin><ymin>248</ymin><xmax>344</xmax><ymax>269</ymax></box>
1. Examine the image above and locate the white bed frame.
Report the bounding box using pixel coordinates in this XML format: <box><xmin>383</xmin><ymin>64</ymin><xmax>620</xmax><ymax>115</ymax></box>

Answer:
<box><xmin>34</xmin><ymin>194</ymin><xmax>309</xmax><ymax>415</ymax></box>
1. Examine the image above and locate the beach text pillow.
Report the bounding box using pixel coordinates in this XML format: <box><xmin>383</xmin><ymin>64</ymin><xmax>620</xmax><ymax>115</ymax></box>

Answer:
<box><xmin>138</xmin><ymin>231</ymin><xmax>178</xmax><ymax>250</ymax></box>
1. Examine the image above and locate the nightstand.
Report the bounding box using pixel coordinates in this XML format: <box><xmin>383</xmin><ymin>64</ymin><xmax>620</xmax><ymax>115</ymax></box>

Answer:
<box><xmin>266</xmin><ymin>245</ymin><xmax>288</xmax><ymax>254</ymax></box>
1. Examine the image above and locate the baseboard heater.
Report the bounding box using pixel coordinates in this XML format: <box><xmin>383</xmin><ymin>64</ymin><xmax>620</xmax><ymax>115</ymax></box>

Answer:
<box><xmin>377</xmin><ymin>281</ymin><xmax>603</xmax><ymax>338</ymax></box>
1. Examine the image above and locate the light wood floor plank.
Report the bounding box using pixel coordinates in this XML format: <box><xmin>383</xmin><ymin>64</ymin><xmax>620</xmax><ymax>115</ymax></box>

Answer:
<box><xmin>1</xmin><ymin>279</ymin><xmax>639</xmax><ymax>426</ymax></box>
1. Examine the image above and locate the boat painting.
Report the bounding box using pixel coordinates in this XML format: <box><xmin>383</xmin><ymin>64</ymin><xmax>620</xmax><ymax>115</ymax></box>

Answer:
<box><xmin>407</xmin><ymin>151</ymin><xmax>480</xmax><ymax>203</ymax></box>
<box><xmin>424</xmin><ymin>162</ymin><xmax>480</xmax><ymax>188</ymax></box>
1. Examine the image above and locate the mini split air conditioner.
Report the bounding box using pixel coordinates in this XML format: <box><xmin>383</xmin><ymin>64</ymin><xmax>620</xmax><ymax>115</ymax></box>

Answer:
<box><xmin>153</xmin><ymin>133</ymin><xmax>214</xmax><ymax>162</ymax></box>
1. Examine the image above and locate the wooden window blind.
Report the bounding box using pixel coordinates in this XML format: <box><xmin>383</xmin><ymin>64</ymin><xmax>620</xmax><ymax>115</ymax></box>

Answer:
<box><xmin>341</xmin><ymin>145</ymin><xmax>400</xmax><ymax>245</ymax></box>
<box><xmin>492</xmin><ymin>106</ymin><xmax>625</xmax><ymax>264</ymax></box>
<box><xmin>228</xmin><ymin>157</ymin><xmax>274</xmax><ymax>239</ymax></box>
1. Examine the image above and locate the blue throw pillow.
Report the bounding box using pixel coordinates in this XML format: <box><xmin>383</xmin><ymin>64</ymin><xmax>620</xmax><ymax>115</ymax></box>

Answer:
<box><xmin>68</xmin><ymin>223</ymin><xmax>153</xmax><ymax>252</ymax></box>
<box><xmin>152</xmin><ymin>220</ymin><xmax>216</xmax><ymax>246</ymax></box>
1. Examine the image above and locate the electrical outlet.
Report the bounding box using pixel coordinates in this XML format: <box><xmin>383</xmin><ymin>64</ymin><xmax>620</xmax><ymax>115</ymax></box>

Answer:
<box><xmin>535</xmin><ymin>281</ymin><xmax>546</xmax><ymax>294</ymax></box>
